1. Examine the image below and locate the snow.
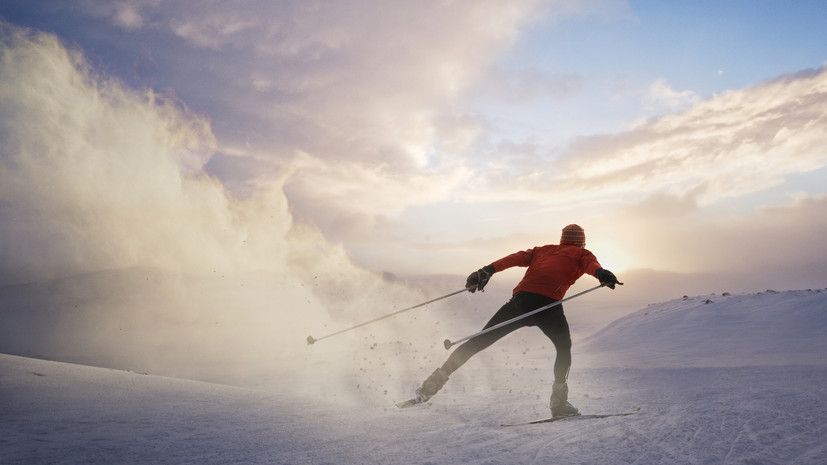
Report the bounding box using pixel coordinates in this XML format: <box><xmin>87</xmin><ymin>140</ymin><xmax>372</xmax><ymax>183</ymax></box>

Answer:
<box><xmin>2</xmin><ymin>287</ymin><xmax>827</xmax><ymax>464</ymax></box>
<box><xmin>579</xmin><ymin>290</ymin><xmax>827</xmax><ymax>367</ymax></box>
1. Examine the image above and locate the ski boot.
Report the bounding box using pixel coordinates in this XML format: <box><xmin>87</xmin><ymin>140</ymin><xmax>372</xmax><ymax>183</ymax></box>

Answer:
<box><xmin>415</xmin><ymin>367</ymin><xmax>450</xmax><ymax>403</ymax></box>
<box><xmin>550</xmin><ymin>381</ymin><xmax>580</xmax><ymax>417</ymax></box>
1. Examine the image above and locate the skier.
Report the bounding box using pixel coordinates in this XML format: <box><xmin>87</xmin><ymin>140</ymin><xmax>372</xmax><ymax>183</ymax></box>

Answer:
<box><xmin>411</xmin><ymin>224</ymin><xmax>619</xmax><ymax>417</ymax></box>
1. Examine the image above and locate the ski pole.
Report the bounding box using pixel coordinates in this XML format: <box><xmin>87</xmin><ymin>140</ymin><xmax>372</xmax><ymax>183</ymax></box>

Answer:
<box><xmin>307</xmin><ymin>287</ymin><xmax>470</xmax><ymax>345</ymax></box>
<box><xmin>443</xmin><ymin>282</ymin><xmax>620</xmax><ymax>350</ymax></box>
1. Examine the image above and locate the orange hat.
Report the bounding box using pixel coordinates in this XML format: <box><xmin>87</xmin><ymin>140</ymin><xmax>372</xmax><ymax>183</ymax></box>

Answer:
<box><xmin>560</xmin><ymin>224</ymin><xmax>585</xmax><ymax>247</ymax></box>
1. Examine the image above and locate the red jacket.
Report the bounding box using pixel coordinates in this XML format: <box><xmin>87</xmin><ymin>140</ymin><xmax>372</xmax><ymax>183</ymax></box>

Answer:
<box><xmin>490</xmin><ymin>244</ymin><xmax>602</xmax><ymax>300</ymax></box>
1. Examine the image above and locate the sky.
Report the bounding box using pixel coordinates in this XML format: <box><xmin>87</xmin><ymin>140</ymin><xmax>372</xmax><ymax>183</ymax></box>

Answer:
<box><xmin>2</xmin><ymin>0</ymin><xmax>827</xmax><ymax>307</ymax></box>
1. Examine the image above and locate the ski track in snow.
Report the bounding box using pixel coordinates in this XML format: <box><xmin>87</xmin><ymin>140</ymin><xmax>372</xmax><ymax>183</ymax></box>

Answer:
<box><xmin>2</xmin><ymin>289</ymin><xmax>827</xmax><ymax>464</ymax></box>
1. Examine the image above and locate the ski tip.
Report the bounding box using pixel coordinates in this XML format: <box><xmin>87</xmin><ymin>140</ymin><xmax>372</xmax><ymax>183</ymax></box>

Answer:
<box><xmin>395</xmin><ymin>399</ymin><xmax>418</xmax><ymax>409</ymax></box>
<box><xmin>395</xmin><ymin>398</ymin><xmax>432</xmax><ymax>409</ymax></box>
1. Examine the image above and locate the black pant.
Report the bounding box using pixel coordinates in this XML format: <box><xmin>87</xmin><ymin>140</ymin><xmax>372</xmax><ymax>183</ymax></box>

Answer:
<box><xmin>440</xmin><ymin>291</ymin><xmax>572</xmax><ymax>383</ymax></box>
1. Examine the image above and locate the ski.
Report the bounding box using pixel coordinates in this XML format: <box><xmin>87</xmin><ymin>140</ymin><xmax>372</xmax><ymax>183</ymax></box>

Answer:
<box><xmin>395</xmin><ymin>398</ymin><xmax>431</xmax><ymax>409</ymax></box>
<box><xmin>395</xmin><ymin>398</ymin><xmax>420</xmax><ymax>409</ymax></box>
<box><xmin>501</xmin><ymin>408</ymin><xmax>640</xmax><ymax>426</ymax></box>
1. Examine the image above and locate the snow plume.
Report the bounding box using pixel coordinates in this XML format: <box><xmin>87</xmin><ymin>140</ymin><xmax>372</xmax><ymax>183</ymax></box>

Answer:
<box><xmin>0</xmin><ymin>22</ymin><xmax>222</xmax><ymax>283</ymax></box>
<box><xmin>0</xmin><ymin>21</ymin><xmax>442</xmax><ymax>403</ymax></box>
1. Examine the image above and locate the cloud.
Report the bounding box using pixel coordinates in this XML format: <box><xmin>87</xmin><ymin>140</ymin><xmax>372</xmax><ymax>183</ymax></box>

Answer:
<box><xmin>515</xmin><ymin>67</ymin><xmax>827</xmax><ymax>208</ymax></box>
<box><xmin>77</xmin><ymin>0</ymin><xmax>541</xmax><ymax>162</ymax></box>
<box><xmin>567</xmin><ymin>186</ymin><xmax>826</xmax><ymax>286</ymax></box>
<box><xmin>7</xmin><ymin>2</ymin><xmax>824</xmax><ymax>300</ymax></box>
<box><xmin>41</xmin><ymin>1</ymin><xmax>546</xmax><ymax>251</ymax></box>
<box><xmin>372</xmin><ymin>67</ymin><xmax>827</xmax><ymax>284</ymax></box>
<box><xmin>79</xmin><ymin>0</ymin><xmax>161</xmax><ymax>31</ymax></box>
<box><xmin>282</xmin><ymin>151</ymin><xmax>473</xmax><ymax>240</ymax></box>
<box><xmin>645</xmin><ymin>78</ymin><xmax>699</xmax><ymax>112</ymax></box>
<box><xmin>621</xmin><ymin>184</ymin><xmax>706</xmax><ymax>218</ymax></box>
<box><xmin>170</xmin><ymin>12</ymin><xmax>260</xmax><ymax>50</ymax></box>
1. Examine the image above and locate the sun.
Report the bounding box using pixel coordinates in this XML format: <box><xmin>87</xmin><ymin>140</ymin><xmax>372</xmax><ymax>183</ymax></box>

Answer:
<box><xmin>589</xmin><ymin>242</ymin><xmax>632</xmax><ymax>274</ymax></box>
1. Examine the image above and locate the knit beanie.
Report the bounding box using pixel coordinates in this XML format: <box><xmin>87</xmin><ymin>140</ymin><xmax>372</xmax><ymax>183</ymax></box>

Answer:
<box><xmin>560</xmin><ymin>224</ymin><xmax>586</xmax><ymax>247</ymax></box>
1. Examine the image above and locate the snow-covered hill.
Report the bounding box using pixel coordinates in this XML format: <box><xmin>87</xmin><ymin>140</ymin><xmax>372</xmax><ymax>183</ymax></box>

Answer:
<box><xmin>2</xmin><ymin>288</ymin><xmax>827</xmax><ymax>464</ymax></box>
<box><xmin>580</xmin><ymin>289</ymin><xmax>827</xmax><ymax>368</ymax></box>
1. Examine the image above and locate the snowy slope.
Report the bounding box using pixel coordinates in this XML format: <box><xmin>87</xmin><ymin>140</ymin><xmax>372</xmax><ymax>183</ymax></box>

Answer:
<box><xmin>2</xmin><ymin>288</ymin><xmax>827</xmax><ymax>464</ymax></box>
<box><xmin>579</xmin><ymin>289</ymin><xmax>827</xmax><ymax>368</ymax></box>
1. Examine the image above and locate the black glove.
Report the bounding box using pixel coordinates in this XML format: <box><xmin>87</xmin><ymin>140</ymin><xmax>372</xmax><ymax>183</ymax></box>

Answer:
<box><xmin>466</xmin><ymin>265</ymin><xmax>495</xmax><ymax>293</ymax></box>
<box><xmin>596</xmin><ymin>268</ymin><xmax>619</xmax><ymax>289</ymax></box>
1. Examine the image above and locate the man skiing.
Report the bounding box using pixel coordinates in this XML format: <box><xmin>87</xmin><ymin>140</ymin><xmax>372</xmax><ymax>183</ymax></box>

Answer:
<box><xmin>410</xmin><ymin>224</ymin><xmax>619</xmax><ymax>417</ymax></box>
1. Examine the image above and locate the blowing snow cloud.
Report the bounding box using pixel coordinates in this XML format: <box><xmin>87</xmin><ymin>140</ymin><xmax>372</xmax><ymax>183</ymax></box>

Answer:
<box><xmin>0</xmin><ymin>21</ymin><xmax>440</xmax><ymax>397</ymax></box>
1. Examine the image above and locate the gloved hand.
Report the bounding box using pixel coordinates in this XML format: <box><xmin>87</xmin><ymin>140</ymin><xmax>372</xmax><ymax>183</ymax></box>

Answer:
<box><xmin>466</xmin><ymin>265</ymin><xmax>495</xmax><ymax>293</ymax></box>
<box><xmin>596</xmin><ymin>268</ymin><xmax>619</xmax><ymax>289</ymax></box>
